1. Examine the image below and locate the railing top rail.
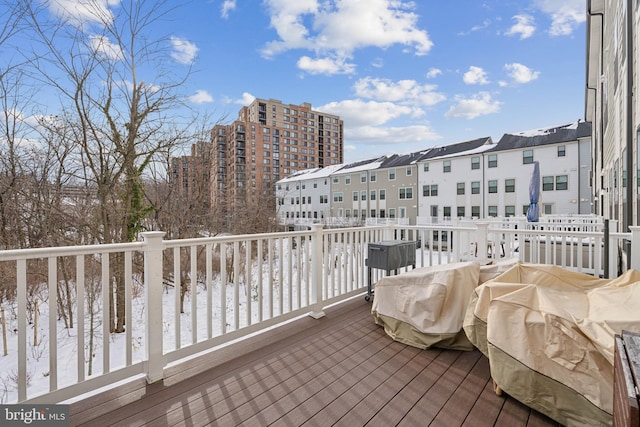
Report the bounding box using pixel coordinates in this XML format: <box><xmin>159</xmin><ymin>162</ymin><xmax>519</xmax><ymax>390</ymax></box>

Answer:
<box><xmin>0</xmin><ymin>241</ymin><xmax>145</xmax><ymax>261</ymax></box>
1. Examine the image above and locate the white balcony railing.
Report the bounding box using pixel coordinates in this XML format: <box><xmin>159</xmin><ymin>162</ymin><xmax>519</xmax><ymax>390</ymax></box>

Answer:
<box><xmin>1</xmin><ymin>220</ymin><xmax>639</xmax><ymax>405</ymax></box>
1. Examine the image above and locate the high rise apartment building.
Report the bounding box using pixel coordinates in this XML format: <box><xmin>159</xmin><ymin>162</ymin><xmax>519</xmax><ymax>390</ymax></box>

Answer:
<box><xmin>211</xmin><ymin>98</ymin><xmax>344</xmax><ymax>213</ymax></box>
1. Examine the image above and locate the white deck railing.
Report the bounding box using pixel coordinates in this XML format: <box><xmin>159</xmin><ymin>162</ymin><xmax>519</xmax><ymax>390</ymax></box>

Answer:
<box><xmin>1</xmin><ymin>221</ymin><xmax>639</xmax><ymax>404</ymax></box>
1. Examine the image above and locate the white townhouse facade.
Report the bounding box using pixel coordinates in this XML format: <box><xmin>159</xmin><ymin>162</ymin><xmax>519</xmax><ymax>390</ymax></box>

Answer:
<box><xmin>328</xmin><ymin>158</ymin><xmax>385</xmax><ymax>221</ymax></box>
<box><xmin>276</xmin><ymin>121</ymin><xmax>592</xmax><ymax>226</ymax></box>
<box><xmin>586</xmin><ymin>0</ymin><xmax>638</xmax><ymax>232</ymax></box>
<box><xmin>276</xmin><ymin>164</ymin><xmax>344</xmax><ymax>224</ymax></box>
<box><xmin>418</xmin><ymin>138</ymin><xmax>494</xmax><ymax>223</ymax></box>
<box><xmin>417</xmin><ymin>122</ymin><xmax>592</xmax><ymax>221</ymax></box>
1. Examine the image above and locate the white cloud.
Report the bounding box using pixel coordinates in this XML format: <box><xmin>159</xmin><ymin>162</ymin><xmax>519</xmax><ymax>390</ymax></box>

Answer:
<box><xmin>505</xmin><ymin>14</ymin><xmax>536</xmax><ymax>39</ymax></box>
<box><xmin>346</xmin><ymin>125</ymin><xmax>440</xmax><ymax>145</ymax></box>
<box><xmin>504</xmin><ymin>63</ymin><xmax>540</xmax><ymax>84</ymax></box>
<box><xmin>221</xmin><ymin>0</ymin><xmax>237</xmax><ymax>19</ymax></box>
<box><xmin>444</xmin><ymin>92</ymin><xmax>501</xmax><ymax>119</ymax></box>
<box><xmin>534</xmin><ymin>0</ymin><xmax>585</xmax><ymax>36</ymax></box>
<box><xmin>463</xmin><ymin>66</ymin><xmax>489</xmax><ymax>85</ymax></box>
<box><xmin>297</xmin><ymin>56</ymin><xmax>356</xmax><ymax>75</ymax></box>
<box><xmin>188</xmin><ymin>90</ymin><xmax>213</xmax><ymax>104</ymax></box>
<box><xmin>170</xmin><ymin>37</ymin><xmax>198</xmax><ymax>65</ymax></box>
<box><xmin>89</xmin><ymin>35</ymin><xmax>123</xmax><ymax>60</ymax></box>
<box><xmin>426</xmin><ymin>68</ymin><xmax>442</xmax><ymax>79</ymax></box>
<box><xmin>317</xmin><ymin>99</ymin><xmax>416</xmax><ymax>127</ymax></box>
<box><xmin>262</xmin><ymin>0</ymin><xmax>432</xmax><ymax>74</ymax></box>
<box><xmin>353</xmin><ymin>77</ymin><xmax>445</xmax><ymax>107</ymax></box>
<box><xmin>371</xmin><ymin>57</ymin><xmax>384</xmax><ymax>68</ymax></box>
<box><xmin>47</xmin><ymin>0</ymin><xmax>118</xmax><ymax>27</ymax></box>
<box><xmin>234</xmin><ymin>92</ymin><xmax>256</xmax><ymax>106</ymax></box>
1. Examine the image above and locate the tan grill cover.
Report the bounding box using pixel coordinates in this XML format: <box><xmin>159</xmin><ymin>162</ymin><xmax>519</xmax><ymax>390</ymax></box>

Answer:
<box><xmin>371</xmin><ymin>259</ymin><xmax>518</xmax><ymax>351</ymax></box>
<box><xmin>463</xmin><ymin>264</ymin><xmax>640</xmax><ymax>427</ymax></box>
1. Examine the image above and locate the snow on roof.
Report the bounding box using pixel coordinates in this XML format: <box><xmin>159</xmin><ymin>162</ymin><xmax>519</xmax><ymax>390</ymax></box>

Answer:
<box><xmin>334</xmin><ymin>159</ymin><xmax>384</xmax><ymax>174</ymax></box>
<box><xmin>426</xmin><ymin>142</ymin><xmax>495</xmax><ymax>160</ymax></box>
<box><xmin>277</xmin><ymin>164</ymin><xmax>344</xmax><ymax>183</ymax></box>
<box><xmin>508</xmin><ymin>121</ymin><xmax>579</xmax><ymax>137</ymax></box>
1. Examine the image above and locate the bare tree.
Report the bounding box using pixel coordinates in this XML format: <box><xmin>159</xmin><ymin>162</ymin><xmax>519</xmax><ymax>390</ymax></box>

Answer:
<box><xmin>22</xmin><ymin>0</ymin><xmax>203</xmax><ymax>332</ymax></box>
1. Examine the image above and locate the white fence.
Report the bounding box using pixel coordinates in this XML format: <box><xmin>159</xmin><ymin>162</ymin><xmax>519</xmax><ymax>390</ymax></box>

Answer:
<box><xmin>0</xmin><ymin>220</ymin><xmax>639</xmax><ymax>404</ymax></box>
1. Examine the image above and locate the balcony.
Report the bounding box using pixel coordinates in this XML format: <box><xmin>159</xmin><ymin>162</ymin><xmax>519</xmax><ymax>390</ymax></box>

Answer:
<box><xmin>1</xmin><ymin>220</ymin><xmax>639</xmax><ymax>425</ymax></box>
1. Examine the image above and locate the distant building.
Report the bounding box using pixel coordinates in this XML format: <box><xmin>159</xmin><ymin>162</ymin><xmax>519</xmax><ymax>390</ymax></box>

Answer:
<box><xmin>170</xmin><ymin>140</ymin><xmax>211</xmax><ymax>208</ymax></box>
<box><xmin>276</xmin><ymin>121</ymin><xmax>592</xmax><ymax>226</ymax></box>
<box><xmin>211</xmin><ymin>98</ymin><xmax>344</xmax><ymax>215</ymax></box>
<box><xmin>586</xmin><ymin>0</ymin><xmax>637</xmax><ymax>230</ymax></box>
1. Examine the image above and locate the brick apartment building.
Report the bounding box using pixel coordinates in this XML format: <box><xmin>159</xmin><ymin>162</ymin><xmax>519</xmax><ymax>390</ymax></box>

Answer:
<box><xmin>210</xmin><ymin>98</ymin><xmax>344</xmax><ymax>214</ymax></box>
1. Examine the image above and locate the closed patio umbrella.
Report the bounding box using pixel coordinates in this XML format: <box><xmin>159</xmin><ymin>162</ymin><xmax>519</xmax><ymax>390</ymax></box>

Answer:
<box><xmin>526</xmin><ymin>161</ymin><xmax>540</xmax><ymax>222</ymax></box>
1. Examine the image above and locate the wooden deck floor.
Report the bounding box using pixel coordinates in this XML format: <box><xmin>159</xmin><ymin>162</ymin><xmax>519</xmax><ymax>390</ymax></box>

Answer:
<box><xmin>70</xmin><ymin>296</ymin><xmax>560</xmax><ymax>427</ymax></box>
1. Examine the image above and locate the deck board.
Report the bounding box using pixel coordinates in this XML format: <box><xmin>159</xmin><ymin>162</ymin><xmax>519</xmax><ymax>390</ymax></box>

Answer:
<box><xmin>70</xmin><ymin>296</ymin><xmax>560</xmax><ymax>427</ymax></box>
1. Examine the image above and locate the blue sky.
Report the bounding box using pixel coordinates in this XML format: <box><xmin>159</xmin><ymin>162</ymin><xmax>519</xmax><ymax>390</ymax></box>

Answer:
<box><xmin>13</xmin><ymin>0</ymin><xmax>588</xmax><ymax>164</ymax></box>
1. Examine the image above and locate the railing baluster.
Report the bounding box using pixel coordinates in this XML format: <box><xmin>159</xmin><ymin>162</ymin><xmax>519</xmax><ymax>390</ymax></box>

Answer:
<box><xmin>206</xmin><ymin>243</ymin><xmax>213</xmax><ymax>338</ymax></box>
<box><xmin>257</xmin><ymin>239</ymin><xmax>264</xmax><ymax>322</ymax></box>
<box><xmin>190</xmin><ymin>245</ymin><xmax>197</xmax><ymax>343</ymax></box>
<box><xmin>245</xmin><ymin>240</ymin><xmax>251</xmax><ymax>326</ymax></box>
<box><xmin>101</xmin><ymin>252</ymin><xmax>110</xmax><ymax>375</ymax></box>
<box><xmin>233</xmin><ymin>241</ymin><xmax>240</xmax><ymax>329</ymax></box>
<box><xmin>125</xmin><ymin>252</ymin><xmax>132</xmax><ymax>366</ymax></box>
<box><xmin>173</xmin><ymin>247</ymin><xmax>181</xmax><ymax>349</ymax></box>
<box><xmin>76</xmin><ymin>255</ymin><xmax>85</xmax><ymax>383</ymax></box>
<box><xmin>48</xmin><ymin>257</ymin><xmax>58</xmax><ymax>392</ymax></box>
<box><xmin>17</xmin><ymin>259</ymin><xmax>27</xmax><ymax>401</ymax></box>
<box><xmin>220</xmin><ymin>242</ymin><xmax>227</xmax><ymax>334</ymax></box>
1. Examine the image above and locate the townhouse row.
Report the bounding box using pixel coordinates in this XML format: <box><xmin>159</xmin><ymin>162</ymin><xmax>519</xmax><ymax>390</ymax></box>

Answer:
<box><xmin>275</xmin><ymin>121</ymin><xmax>592</xmax><ymax>225</ymax></box>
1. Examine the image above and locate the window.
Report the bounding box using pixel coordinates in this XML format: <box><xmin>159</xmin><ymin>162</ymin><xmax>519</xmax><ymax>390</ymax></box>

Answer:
<box><xmin>505</xmin><ymin>179</ymin><xmax>515</xmax><ymax>193</ymax></box>
<box><xmin>370</xmin><ymin>209</ymin><xmax>377</xmax><ymax>218</ymax></box>
<box><xmin>379</xmin><ymin>189</ymin><xmax>386</xmax><ymax>200</ymax></box>
<box><xmin>423</xmin><ymin>184</ymin><xmax>439</xmax><ymax>196</ymax></box>
<box><xmin>471</xmin><ymin>157</ymin><xmax>480</xmax><ymax>170</ymax></box>
<box><xmin>388</xmin><ymin>168</ymin><xmax>396</xmax><ymax>180</ymax></box>
<box><xmin>523</xmin><ymin>205</ymin><xmax>529</xmax><ymax>215</ymax></box>
<box><xmin>443</xmin><ymin>160</ymin><xmax>451</xmax><ymax>173</ymax></box>
<box><xmin>379</xmin><ymin>209</ymin><xmax>385</xmax><ymax>218</ymax></box>
<box><xmin>544</xmin><ymin>204</ymin><xmax>553</xmax><ymax>214</ymax></box>
<box><xmin>345</xmin><ymin>175</ymin><xmax>350</xmax><ymax>184</ymax></box>
<box><xmin>423</xmin><ymin>163</ymin><xmax>429</xmax><ymax>172</ymax></box>
<box><xmin>555</xmin><ymin>175</ymin><xmax>568</xmax><ymax>190</ymax></box>
<box><xmin>457</xmin><ymin>182</ymin><xmax>465</xmax><ymax>195</ymax></box>
<box><xmin>333</xmin><ymin>192</ymin><xmax>343</xmax><ymax>202</ymax></box>
<box><xmin>542</xmin><ymin>176</ymin><xmax>554</xmax><ymax>191</ymax></box>
<box><xmin>505</xmin><ymin>205</ymin><xmax>516</xmax><ymax>217</ymax></box>
<box><xmin>320</xmin><ymin>195</ymin><xmax>328</xmax><ymax>204</ymax></box>
<box><xmin>361</xmin><ymin>190</ymin><xmax>366</xmax><ymax>201</ymax></box>
<box><xmin>488</xmin><ymin>180</ymin><xmax>498</xmax><ymax>193</ymax></box>
<box><xmin>557</xmin><ymin>145</ymin><xmax>566</xmax><ymax>157</ymax></box>
<box><xmin>370</xmin><ymin>190</ymin><xmax>376</xmax><ymax>200</ymax></box>
<box><xmin>488</xmin><ymin>154</ymin><xmax>497</xmax><ymax>168</ymax></box>
<box><xmin>389</xmin><ymin>208</ymin><xmax>396</xmax><ymax>219</ymax></box>
<box><xmin>488</xmin><ymin>206</ymin><xmax>498</xmax><ymax>217</ymax></box>
<box><xmin>471</xmin><ymin>181</ymin><xmax>480</xmax><ymax>194</ymax></box>
<box><xmin>353</xmin><ymin>191</ymin><xmax>358</xmax><ymax>201</ymax></box>
<box><xmin>406</xmin><ymin>167</ymin><xmax>412</xmax><ymax>176</ymax></box>
<box><xmin>370</xmin><ymin>171</ymin><xmax>376</xmax><ymax>182</ymax></box>
<box><xmin>457</xmin><ymin>206</ymin><xmax>465</xmax><ymax>217</ymax></box>
<box><xmin>443</xmin><ymin>206</ymin><xmax>451</xmax><ymax>218</ymax></box>
<box><xmin>333</xmin><ymin>176</ymin><xmax>339</xmax><ymax>183</ymax></box>
<box><xmin>361</xmin><ymin>172</ymin><xmax>367</xmax><ymax>183</ymax></box>
<box><xmin>471</xmin><ymin>206</ymin><xmax>480</xmax><ymax>218</ymax></box>
<box><xmin>523</xmin><ymin>150</ymin><xmax>533</xmax><ymax>164</ymax></box>
<box><xmin>399</xmin><ymin>187</ymin><xmax>413</xmax><ymax>199</ymax></box>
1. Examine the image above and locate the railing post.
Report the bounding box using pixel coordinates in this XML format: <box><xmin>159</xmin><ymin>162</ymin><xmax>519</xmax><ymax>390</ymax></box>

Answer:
<box><xmin>385</xmin><ymin>222</ymin><xmax>395</xmax><ymax>241</ymax></box>
<box><xmin>630</xmin><ymin>226</ymin><xmax>640</xmax><ymax>271</ymax></box>
<box><xmin>475</xmin><ymin>223</ymin><xmax>489</xmax><ymax>264</ymax></box>
<box><xmin>142</xmin><ymin>231</ymin><xmax>166</xmax><ymax>383</ymax></box>
<box><xmin>608</xmin><ymin>220</ymin><xmax>618</xmax><ymax>278</ymax></box>
<box><xmin>309</xmin><ymin>224</ymin><xmax>326</xmax><ymax>319</ymax></box>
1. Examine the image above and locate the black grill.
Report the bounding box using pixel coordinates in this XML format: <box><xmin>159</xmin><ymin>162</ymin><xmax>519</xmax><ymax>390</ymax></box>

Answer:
<box><xmin>365</xmin><ymin>240</ymin><xmax>416</xmax><ymax>301</ymax></box>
